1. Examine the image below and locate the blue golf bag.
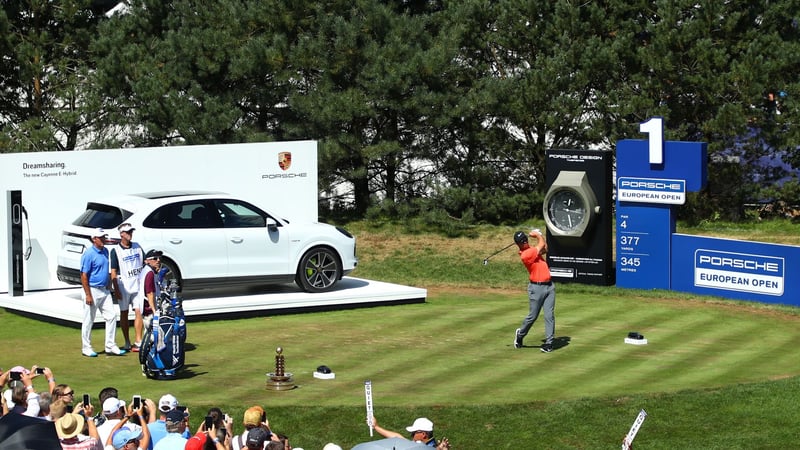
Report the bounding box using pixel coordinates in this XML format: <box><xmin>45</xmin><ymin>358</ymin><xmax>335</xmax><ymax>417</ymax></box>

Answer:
<box><xmin>139</xmin><ymin>280</ymin><xmax>186</xmax><ymax>380</ymax></box>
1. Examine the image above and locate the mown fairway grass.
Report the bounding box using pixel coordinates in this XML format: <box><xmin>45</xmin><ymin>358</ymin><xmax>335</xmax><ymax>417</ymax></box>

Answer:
<box><xmin>2</xmin><ymin>220</ymin><xmax>799</xmax><ymax>449</ymax></box>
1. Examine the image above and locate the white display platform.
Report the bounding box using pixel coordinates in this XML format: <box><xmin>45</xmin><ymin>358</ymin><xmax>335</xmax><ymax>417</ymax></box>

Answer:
<box><xmin>0</xmin><ymin>277</ymin><xmax>426</xmax><ymax>326</ymax></box>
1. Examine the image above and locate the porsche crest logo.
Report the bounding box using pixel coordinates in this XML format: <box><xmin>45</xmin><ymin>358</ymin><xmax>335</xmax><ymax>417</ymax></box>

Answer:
<box><xmin>278</xmin><ymin>152</ymin><xmax>292</xmax><ymax>171</ymax></box>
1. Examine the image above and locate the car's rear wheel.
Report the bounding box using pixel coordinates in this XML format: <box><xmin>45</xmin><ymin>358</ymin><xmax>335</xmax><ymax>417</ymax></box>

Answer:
<box><xmin>159</xmin><ymin>257</ymin><xmax>183</xmax><ymax>292</ymax></box>
<box><xmin>296</xmin><ymin>247</ymin><xmax>342</xmax><ymax>293</ymax></box>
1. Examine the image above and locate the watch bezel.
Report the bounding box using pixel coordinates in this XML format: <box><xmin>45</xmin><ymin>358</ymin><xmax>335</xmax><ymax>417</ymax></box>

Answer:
<box><xmin>543</xmin><ymin>171</ymin><xmax>599</xmax><ymax>238</ymax></box>
<box><xmin>546</xmin><ymin>188</ymin><xmax>587</xmax><ymax>233</ymax></box>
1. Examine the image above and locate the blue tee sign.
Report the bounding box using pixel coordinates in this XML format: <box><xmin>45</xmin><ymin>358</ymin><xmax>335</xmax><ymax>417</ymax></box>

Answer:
<box><xmin>616</xmin><ymin>117</ymin><xmax>800</xmax><ymax>306</ymax></box>
<box><xmin>616</xmin><ymin>204</ymin><xmax>675</xmax><ymax>289</ymax></box>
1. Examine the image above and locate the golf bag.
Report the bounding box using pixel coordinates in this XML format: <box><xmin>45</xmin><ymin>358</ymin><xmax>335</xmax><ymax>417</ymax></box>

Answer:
<box><xmin>139</xmin><ymin>280</ymin><xmax>186</xmax><ymax>379</ymax></box>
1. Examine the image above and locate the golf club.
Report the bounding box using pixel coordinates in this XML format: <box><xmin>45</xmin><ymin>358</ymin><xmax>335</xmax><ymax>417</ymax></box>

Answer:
<box><xmin>482</xmin><ymin>242</ymin><xmax>516</xmax><ymax>265</ymax></box>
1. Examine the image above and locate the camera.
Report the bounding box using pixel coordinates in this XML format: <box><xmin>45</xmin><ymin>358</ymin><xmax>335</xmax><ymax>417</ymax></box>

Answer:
<box><xmin>35</xmin><ymin>367</ymin><xmax>45</xmax><ymax>375</ymax></box>
<box><xmin>83</xmin><ymin>394</ymin><xmax>90</xmax><ymax>407</ymax></box>
<box><xmin>204</xmin><ymin>416</ymin><xmax>213</xmax><ymax>429</ymax></box>
<box><xmin>9</xmin><ymin>371</ymin><xmax>21</xmax><ymax>381</ymax></box>
<box><xmin>132</xmin><ymin>395</ymin><xmax>141</xmax><ymax>410</ymax></box>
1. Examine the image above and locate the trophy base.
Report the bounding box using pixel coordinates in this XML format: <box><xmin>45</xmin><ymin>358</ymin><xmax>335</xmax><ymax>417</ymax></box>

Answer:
<box><xmin>266</xmin><ymin>372</ymin><xmax>296</xmax><ymax>390</ymax></box>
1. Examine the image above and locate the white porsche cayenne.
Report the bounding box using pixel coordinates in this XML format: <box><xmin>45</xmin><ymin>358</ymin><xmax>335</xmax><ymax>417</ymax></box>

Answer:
<box><xmin>56</xmin><ymin>191</ymin><xmax>357</xmax><ymax>293</ymax></box>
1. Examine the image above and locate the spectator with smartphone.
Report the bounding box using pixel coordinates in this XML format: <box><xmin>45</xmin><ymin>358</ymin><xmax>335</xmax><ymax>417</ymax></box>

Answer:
<box><xmin>274</xmin><ymin>433</ymin><xmax>296</xmax><ymax>450</ymax></box>
<box><xmin>94</xmin><ymin>386</ymin><xmax>121</xmax><ymax>427</ymax></box>
<box><xmin>186</xmin><ymin>420</ymin><xmax>230</xmax><ymax>450</ymax></box>
<box><xmin>1</xmin><ymin>370</ymin><xmax>15</xmax><ymax>414</ymax></box>
<box><xmin>32</xmin><ymin>365</ymin><xmax>58</xmax><ymax>394</ymax></box>
<box><xmin>4</xmin><ymin>366</ymin><xmax>41</xmax><ymax>417</ymax></box>
<box><xmin>97</xmin><ymin>396</ymin><xmax>129</xmax><ymax>444</ymax></box>
<box><xmin>200</xmin><ymin>407</ymin><xmax>233</xmax><ymax>447</ymax></box>
<box><xmin>56</xmin><ymin>402</ymin><xmax>103</xmax><ymax>450</ymax></box>
<box><xmin>100</xmin><ymin>396</ymin><xmax>157</xmax><ymax>443</ymax></box>
<box><xmin>107</xmin><ymin>399</ymin><xmax>153</xmax><ymax>450</ymax></box>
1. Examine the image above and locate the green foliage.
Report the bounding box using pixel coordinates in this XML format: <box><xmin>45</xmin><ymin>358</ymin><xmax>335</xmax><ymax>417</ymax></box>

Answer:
<box><xmin>357</xmin><ymin>186</ymin><xmax>544</xmax><ymax>235</ymax></box>
<box><xmin>431</xmin><ymin>187</ymin><xmax>545</xmax><ymax>225</ymax></box>
<box><xmin>363</xmin><ymin>198</ymin><xmax>477</xmax><ymax>237</ymax></box>
<box><xmin>756</xmin><ymin>179</ymin><xmax>800</xmax><ymax>218</ymax></box>
<box><xmin>0</xmin><ymin>0</ymin><xmax>106</xmax><ymax>151</ymax></box>
<box><xmin>3</xmin><ymin>1</ymin><xmax>800</xmax><ymax>225</ymax></box>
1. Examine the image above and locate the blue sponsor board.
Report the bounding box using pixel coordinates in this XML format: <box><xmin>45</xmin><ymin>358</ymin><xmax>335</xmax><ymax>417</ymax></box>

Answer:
<box><xmin>671</xmin><ymin>235</ymin><xmax>799</xmax><ymax>305</ymax></box>
<box><xmin>616</xmin><ymin>118</ymin><xmax>800</xmax><ymax>306</ymax></box>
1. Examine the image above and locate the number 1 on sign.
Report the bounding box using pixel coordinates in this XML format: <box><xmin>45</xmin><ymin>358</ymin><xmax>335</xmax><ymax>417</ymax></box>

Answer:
<box><xmin>639</xmin><ymin>117</ymin><xmax>664</xmax><ymax>165</ymax></box>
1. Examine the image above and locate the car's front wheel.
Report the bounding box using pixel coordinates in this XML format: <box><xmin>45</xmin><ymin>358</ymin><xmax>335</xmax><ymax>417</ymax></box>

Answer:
<box><xmin>296</xmin><ymin>247</ymin><xmax>342</xmax><ymax>293</ymax></box>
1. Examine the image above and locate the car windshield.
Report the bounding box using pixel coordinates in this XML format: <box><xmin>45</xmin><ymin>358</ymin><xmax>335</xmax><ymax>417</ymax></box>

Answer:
<box><xmin>71</xmin><ymin>202</ymin><xmax>132</xmax><ymax>229</ymax></box>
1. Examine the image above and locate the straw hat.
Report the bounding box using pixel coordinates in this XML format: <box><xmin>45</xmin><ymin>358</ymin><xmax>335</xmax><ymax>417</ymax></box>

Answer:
<box><xmin>56</xmin><ymin>413</ymin><xmax>85</xmax><ymax>439</ymax></box>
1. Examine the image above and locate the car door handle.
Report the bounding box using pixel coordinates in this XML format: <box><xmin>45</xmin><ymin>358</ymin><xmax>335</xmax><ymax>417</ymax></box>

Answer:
<box><xmin>230</xmin><ymin>237</ymin><xmax>244</xmax><ymax>244</ymax></box>
<box><xmin>169</xmin><ymin>238</ymin><xmax>183</xmax><ymax>244</ymax></box>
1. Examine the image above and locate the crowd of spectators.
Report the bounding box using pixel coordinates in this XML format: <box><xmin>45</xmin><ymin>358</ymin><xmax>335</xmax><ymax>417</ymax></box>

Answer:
<box><xmin>0</xmin><ymin>366</ymin><xmax>452</xmax><ymax>450</ymax></box>
<box><xmin>0</xmin><ymin>365</ymin><xmax>303</xmax><ymax>450</ymax></box>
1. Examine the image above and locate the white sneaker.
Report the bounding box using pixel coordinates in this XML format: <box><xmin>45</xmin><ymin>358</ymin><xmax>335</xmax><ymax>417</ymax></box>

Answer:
<box><xmin>106</xmin><ymin>346</ymin><xmax>127</xmax><ymax>356</ymax></box>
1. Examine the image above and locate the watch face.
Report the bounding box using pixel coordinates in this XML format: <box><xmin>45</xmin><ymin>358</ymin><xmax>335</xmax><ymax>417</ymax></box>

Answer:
<box><xmin>547</xmin><ymin>189</ymin><xmax>586</xmax><ymax>232</ymax></box>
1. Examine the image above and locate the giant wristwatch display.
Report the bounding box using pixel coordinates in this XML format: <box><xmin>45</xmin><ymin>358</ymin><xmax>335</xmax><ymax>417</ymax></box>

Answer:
<box><xmin>543</xmin><ymin>171</ymin><xmax>600</xmax><ymax>241</ymax></box>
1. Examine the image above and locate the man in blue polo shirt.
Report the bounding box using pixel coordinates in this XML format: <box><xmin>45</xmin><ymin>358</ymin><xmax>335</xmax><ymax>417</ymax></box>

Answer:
<box><xmin>80</xmin><ymin>228</ymin><xmax>127</xmax><ymax>357</ymax></box>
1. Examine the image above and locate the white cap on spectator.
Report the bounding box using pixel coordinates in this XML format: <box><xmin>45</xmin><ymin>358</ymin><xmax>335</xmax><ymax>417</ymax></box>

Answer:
<box><xmin>102</xmin><ymin>397</ymin><xmax>126</xmax><ymax>415</ymax></box>
<box><xmin>405</xmin><ymin>417</ymin><xmax>434</xmax><ymax>432</ymax></box>
<box><xmin>158</xmin><ymin>394</ymin><xmax>178</xmax><ymax>412</ymax></box>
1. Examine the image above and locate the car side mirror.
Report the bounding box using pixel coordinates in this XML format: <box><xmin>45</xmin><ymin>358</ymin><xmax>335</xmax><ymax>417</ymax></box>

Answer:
<box><xmin>266</xmin><ymin>217</ymin><xmax>278</xmax><ymax>232</ymax></box>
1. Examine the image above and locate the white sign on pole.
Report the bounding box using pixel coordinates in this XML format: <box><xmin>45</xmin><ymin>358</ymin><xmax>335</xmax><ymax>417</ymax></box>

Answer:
<box><xmin>622</xmin><ymin>409</ymin><xmax>647</xmax><ymax>450</ymax></box>
<box><xmin>365</xmin><ymin>380</ymin><xmax>374</xmax><ymax>436</ymax></box>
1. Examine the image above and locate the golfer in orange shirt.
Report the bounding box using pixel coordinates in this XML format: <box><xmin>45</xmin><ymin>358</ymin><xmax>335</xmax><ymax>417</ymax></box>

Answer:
<box><xmin>513</xmin><ymin>229</ymin><xmax>556</xmax><ymax>352</ymax></box>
